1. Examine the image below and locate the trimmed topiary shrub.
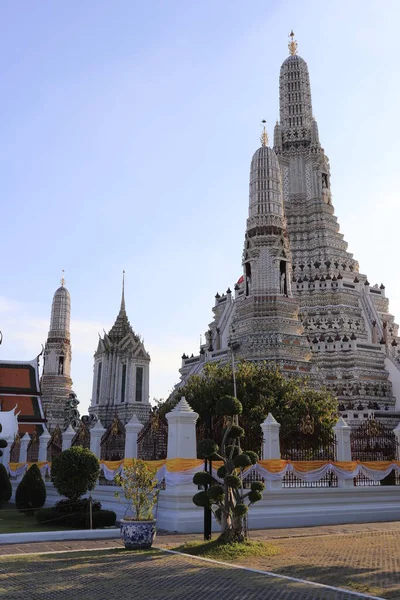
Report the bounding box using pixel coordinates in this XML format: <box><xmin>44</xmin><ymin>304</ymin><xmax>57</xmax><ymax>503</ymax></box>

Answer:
<box><xmin>193</xmin><ymin>471</ymin><xmax>213</xmax><ymax>487</ymax></box>
<box><xmin>36</xmin><ymin>507</ymin><xmax>116</xmax><ymax>529</ymax></box>
<box><xmin>192</xmin><ymin>395</ymin><xmax>264</xmax><ymax>543</ymax></box>
<box><xmin>216</xmin><ymin>396</ymin><xmax>242</xmax><ymax>416</ymax></box>
<box><xmin>0</xmin><ymin>464</ymin><xmax>12</xmax><ymax>509</ymax></box>
<box><xmin>15</xmin><ymin>464</ymin><xmax>46</xmax><ymax>515</ymax></box>
<box><xmin>51</xmin><ymin>446</ymin><xmax>100</xmax><ymax>502</ymax></box>
<box><xmin>55</xmin><ymin>498</ymin><xmax>102</xmax><ymax>514</ymax></box>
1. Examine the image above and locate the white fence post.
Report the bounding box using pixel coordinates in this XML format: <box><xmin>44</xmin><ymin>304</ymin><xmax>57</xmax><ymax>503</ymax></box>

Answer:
<box><xmin>38</xmin><ymin>426</ymin><xmax>51</xmax><ymax>462</ymax></box>
<box><xmin>166</xmin><ymin>397</ymin><xmax>199</xmax><ymax>459</ymax></box>
<box><xmin>124</xmin><ymin>415</ymin><xmax>143</xmax><ymax>459</ymax></box>
<box><xmin>62</xmin><ymin>424</ymin><xmax>75</xmax><ymax>451</ymax></box>
<box><xmin>19</xmin><ymin>434</ymin><xmax>30</xmax><ymax>464</ymax></box>
<box><xmin>333</xmin><ymin>417</ymin><xmax>353</xmax><ymax>488</ymax></box>
<box><xmin>90</xmin><ymin>419</ymin><xmax>106</xmax><ymax>459</ymax></box>
<box><xmin>261</xmin><ymin>413</ymin><xmax>281</xmax><ymax>490</ymax></box>
<box><xmin>157</xmin><ymin>397</ymin><xmax>200</xmax><ymax>533</ymax></box>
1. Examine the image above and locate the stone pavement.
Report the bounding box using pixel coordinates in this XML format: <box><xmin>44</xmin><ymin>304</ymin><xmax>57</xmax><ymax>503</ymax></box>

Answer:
<box><xmin>0</xmin><ymin>547</ymin><xmax>378</xmax><ymax>600</ymax></box>
<box><xmin>1</xmin><ymin>522</ymin><xmax>399</xmax><ymax>599</ymax></box>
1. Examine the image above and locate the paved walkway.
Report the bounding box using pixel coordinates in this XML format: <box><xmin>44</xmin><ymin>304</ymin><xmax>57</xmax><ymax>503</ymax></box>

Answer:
<box><xmin>0</xmin><ymin>547</ymin><xmax>377</xmax><ymax>600</ymax></box>
<box><xmin>1</xmin><ymin>522</ymin><xmax>399</xmax><ymax>599</ymax></box>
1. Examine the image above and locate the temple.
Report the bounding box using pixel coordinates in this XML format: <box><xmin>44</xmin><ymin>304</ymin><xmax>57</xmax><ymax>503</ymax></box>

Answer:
<box><xmin>88</xmin><ymin>273</ymin><xmax>151</xmax><ymax>427</ymax></box>
<box><xmin>178</xmin><ymin>33</ymin><xmax>400</xmax><ymax>424</ymax></box>
<box><xmin>40</xmin><ymin>273</ymin><xmax>73</xmax><ymax>430</ymax></box>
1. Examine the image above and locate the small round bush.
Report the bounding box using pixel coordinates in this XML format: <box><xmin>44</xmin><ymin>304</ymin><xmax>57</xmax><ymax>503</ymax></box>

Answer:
<box><xmin>193</xmin><ymin>491</ymin><xmax>212</xmax><ymax>508</ymax></box>
<box><xmin>216</xmin><ymin>396</ymin><xmax>243</xmax><ymax>416</ymax></box>
<box><xmin>232</xmin><ymin>503</ymin><xmax>248</xmax><ymax>517</ymax></box>
<box><xmin>15</xmin><ymin>464</ymin><xmax>46</xmax><ymax>515</ymax></box>
<box><xmin>216</xmin><ymin>465</ymin><xmax>227</xmax><ymax>479</ymax></box>
<box><xmin>193</xmin><ymin>471</ymin><xmax>213</xmax><ymax>487</ymax></box>
<box><xmin>197</xmin><ymin>439</ymin><xmax>219</xmax><ymax>459</ymax></box>
<box><xmin>55</xmin><ymin>498</ymin><xmax>102</xmax><ymax>513</ymax></box>
<box><xmin>233</xmin><ymin>453</ymin><xmax>252</xmax><ymax>469</ymax></box>
<box><xmin>224</xmin><ymin>474</ymin><xmax>241</xmax><ymax>489</ymax></box>
<box><xmin>227</xmin><ymin>425</ymin><xmax>245</xmax><ymax>439</ymax></box>
<box><xmin>243</xmin><ymin>451</ymin><xmax>259</xmax><ymax>465</ymax></box>
<box><xmin>248</xmin><ymin>490</ymin><xmax>263</xmax><ymax>503</ymax></box>
<box><xmin>207</xmin><ymin>485</ymin><xmax>224</xmax><ymax>502</ymax></box>
<box><xmin>251</xmin><ymin>481</ymin><xmax>265</xmax><ymax>492</ymax></box>
<box><xmin>51</xmin><ymin>446</ymin><xmax>100</xmax><ymax>502</ymax></box>
<box><xmin>0</xmin><ymin>464</ymin><xmax>12</xmax><ymax>508</ymax></box>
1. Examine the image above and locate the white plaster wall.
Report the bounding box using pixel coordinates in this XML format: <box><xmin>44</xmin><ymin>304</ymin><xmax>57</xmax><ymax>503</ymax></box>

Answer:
<box><xmin>11</xmin><ymin>482</ymin><xmax>400</xmax><ymax>534</ymax></box>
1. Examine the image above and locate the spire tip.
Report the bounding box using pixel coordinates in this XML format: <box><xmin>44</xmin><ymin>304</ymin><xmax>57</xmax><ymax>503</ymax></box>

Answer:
<box><xmin>288</xmin><ymin>30</ymin><xmax>298</xmax><ymax>56</ymax></box>
<box><xmin>260</xmin><ymin>120</ymin><xmax>269</xmax><ymax>147</ymax></box>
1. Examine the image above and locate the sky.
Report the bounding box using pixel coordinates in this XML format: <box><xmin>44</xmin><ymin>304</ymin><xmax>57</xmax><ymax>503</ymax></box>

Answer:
<box><xmin>1</xmin><ymin>0</ymin><xmax>400</xmax><ymax>416</ymax></box>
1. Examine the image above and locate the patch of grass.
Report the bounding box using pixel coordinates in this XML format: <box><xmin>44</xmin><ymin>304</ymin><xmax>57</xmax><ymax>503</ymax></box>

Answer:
<box><xmin>345</xmin><ymin>581</ymin><xmax>383</xmax><ymax>596</ymax></box>
<box><xmin>173</xmin><ymin>539</ymin><xmax>280</xmax><ymax>561</ymax></box>
<box><xmin>0</xmin><ymin>504</ymin><xmax>71</xmax><ymax>534</ymax></box>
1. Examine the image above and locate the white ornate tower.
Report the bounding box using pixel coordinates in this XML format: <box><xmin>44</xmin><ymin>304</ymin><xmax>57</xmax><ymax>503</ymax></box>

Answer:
<box><xmin>40</xmin><ymin>272</ymin><xmax>73</xmax><ymax>430</ymax></box>
<box><xmin>229</xmin><ymin>125</ymin><xmax>311</xmax><ymax>369</ymax></box>
<box><xmin>88</xmin><ymin>273</ymin><xmax>151</xmax><ymax>427</ymax></box>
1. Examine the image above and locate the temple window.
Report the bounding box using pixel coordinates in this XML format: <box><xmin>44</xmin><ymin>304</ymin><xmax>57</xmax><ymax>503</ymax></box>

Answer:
<box><xmin>136</xmin><ymin>366</ymin><xmax>143</xmax><ymax>402</ymax></box>
<box><xmin>96</xmin><ymin>362</ymin><xmax>102</xmax><ymax>404</ymax></box>
<box><xmin>121</xmin><ymin>364</ymin><xmax>126</xmax><ymax>403</ymax></box>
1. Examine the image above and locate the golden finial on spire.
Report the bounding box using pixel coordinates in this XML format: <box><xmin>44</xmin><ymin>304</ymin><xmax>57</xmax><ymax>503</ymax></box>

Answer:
<box><xmin>288</xmin><ymin>30</ymin><xmax>298</xmax><ymax>56</ymax></box>
<box><xmin>260</xmin><ymin>120</ymin><xmax>269</xmax><ymax>147</ymax></box>
<box><xmin>120</xmin><ymin>270</ymin><xmax>126</xmax><ymax>311</ymax></box>
<box><xmin>60</xmin><ymin>269</ymin><xmax>65</xmax><ymax>287</ymax></box>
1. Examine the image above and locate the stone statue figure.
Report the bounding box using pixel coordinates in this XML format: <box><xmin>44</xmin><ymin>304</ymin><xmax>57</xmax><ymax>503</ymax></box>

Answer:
<box><xmin>63</xmin><ymin>392</ymin><xmax>81</xmax><ymax>431</ymax></box>
<box><xmin>280</xmin><ymin>272</ymin><xmax>286</xmax><ymax>295</ymax></box>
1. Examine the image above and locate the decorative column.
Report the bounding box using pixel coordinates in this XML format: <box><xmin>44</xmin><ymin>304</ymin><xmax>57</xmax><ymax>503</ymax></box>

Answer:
<box><xmin>19</xmin><ymin>434</ymin><xmax>30</xmax><ymax>464</ymax></box>
<box><xmin>333</xmin><ymin>417</ymin><xmax>353</xmax><ymax>488</ymax></box>
<box><xmin>157</xmin><ymin>397</ymin><xmax>200</xmax><ymax>533</ymax></box>
<box><xmin>38</xmin><ymin>426</ymin><xmax>51</xmax><ymax>462</ymax></box>
<box><xmin>124</xmin><ymin>414</ymin><xmax>143</xmax><ymax>459</ymax></box>
<box><xmin>261</xmin><ymin>413</ymin><xmax>281</xmax><ymax>490</ymax></box>
<box><xmin>165</xmin><ymin>396</ymin><xmax>199</xmax><ymax>459</ymax></box>
<box><xmin>62</xmin><ymin>424</ymin><xmax>75</xmax><ymax>451</ymax></box>
<box><xmin>393</xmin><ymin>423</ymin><xmax>400</xmax><ymax>461</ymax></box>
<box><xmin>90</xmin><ymin>419</ymin><xmax>106</xmax><ymax>459</ymax></box>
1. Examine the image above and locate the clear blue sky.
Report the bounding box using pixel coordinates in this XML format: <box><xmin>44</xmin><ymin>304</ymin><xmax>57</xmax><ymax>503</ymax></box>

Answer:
<box><xmin>1</xmin><ymin>0</ymin><xmax>400</xmax><ymax>415</ymax></box>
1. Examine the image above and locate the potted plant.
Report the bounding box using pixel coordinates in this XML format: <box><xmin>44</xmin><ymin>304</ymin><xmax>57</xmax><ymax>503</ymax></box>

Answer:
<box><xmin>114</xmin><ymin>458</ymin><xmax>159</xmax><ymax>549</ymax></box>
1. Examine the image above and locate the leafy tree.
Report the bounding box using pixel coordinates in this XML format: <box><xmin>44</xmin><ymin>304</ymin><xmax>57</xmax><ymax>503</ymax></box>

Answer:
<box><xmin>114</xmin><ymin>459</ymin><xmax>159</xmax><ymax>521</ymax></box>
<box><xmin>0</xmin><ymin>463</ymin><xmax>12</xmax><ymax>508</ymax></box>
<box><xmin>51</xmin><ymin>446</ymin><xmax>100</xmax><ymax>502</ymax></box>
<box><xmin>15</xmin><ymin>464</ymin><xmax>46</xmax><ymax>515</ymax></box>
<box><xmin>193</xmin><ymin>395</ymin><xmax>263</xmax><ymax>543</ymax></box>
<box><xmin>159</xmin><ymin>361</ymin><xmax>337</xmax><ymax>442</ymax></box>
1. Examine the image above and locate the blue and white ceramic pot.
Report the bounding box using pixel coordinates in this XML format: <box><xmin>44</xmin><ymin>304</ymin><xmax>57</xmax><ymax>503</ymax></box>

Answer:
<box><xmin>120</xmin><ymin>519</ymin><xmax>157</xmax><ymax>550</ymax></box>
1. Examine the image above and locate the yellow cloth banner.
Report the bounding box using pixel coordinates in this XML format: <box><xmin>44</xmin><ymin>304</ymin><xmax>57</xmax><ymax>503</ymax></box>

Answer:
<box><xmin>166</xmin><ymin>458</ymin><xmax>203</xmax><ymax>472</ymax></box>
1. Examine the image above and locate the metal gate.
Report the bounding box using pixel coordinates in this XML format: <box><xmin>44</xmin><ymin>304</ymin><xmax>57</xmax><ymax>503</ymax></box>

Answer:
<box><xmin>351</xmin><ymin>418</ymin><xmax>399</xmax><ymax>486</ymax></box>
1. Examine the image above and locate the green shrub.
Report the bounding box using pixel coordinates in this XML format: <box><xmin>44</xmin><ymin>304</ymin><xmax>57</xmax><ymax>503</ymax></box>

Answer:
<box><xmin>51</xmin><ymin>447</ymin><xmax>100</xmax><ymax>502</ymax></box>
<box><xmin>232</xmin><ymin>503</ymin><xmax>248</xmax><ymax>517</ymax></box>
<box><xmin>224</xmin><ymin>474</ymin><xmax>241</xmax><ymax>488</ymax></box>
<box><xmin>216</xmin><ymin>396</ymin><xmax>242</xmax><ymax>416</ymax></box>
<box><xmin>207</xmin><ymin>485</ymin><xmax>224</xmax><ymax>502</ymax></box>
<box><xmin>197</xmin><ymin>439</ymin><xmax>219</xmax><ymax>459</ymax></box>
<box><xmin>250</xmin><ymin>481</ymin><xmax>265</xmax><ymax>492</ymax></box>
<box><xmin>233</xmin><ymin>453</ymin><xmax>252</xmax><ymax>469</ymax></box>
<box><xmin>243</xmin><ymin>451</ymin><xmax>259</xmax><ymax>465</ymax></box>
<box><xmin>216</xmin><ymin>465</ymin><xmax>227</xmax><ymax>479</ymax></box>
<box><xmin>15</xmin><ymin>464</ymin><xmax>46</xmax><ymax>515</ymax></box>
<box><xmin>193</xmin><ymin>471</ymin><xmax>213</xmax><ymax>486</ymax></box>
<box><xmin>192</xmin><ymin>491</ymin><xmax>212</xmax><ymax>508</ymax></box>
<box><xmin>55</xmin><ymin>498</ymin><xmax>101</xmax><ymax>513</ymax></box>
<box><xmin>227</xmin><ymin>425</ymin><xmax>245</xmax><ymax>439</ymax></box>
<box><xmin>248</xmin><ymin>490</ymin><xmax>263</xmax><ymax>503</ymax></box>
<box><xmin>36</xmin><ymin>507</ymin><xmax>116</xmax><ymax>529</ymax></box>
<box><xmin>0</xmin><ymin>464</ymin><xmax>12</xmax><ymax>508</ymax></box>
